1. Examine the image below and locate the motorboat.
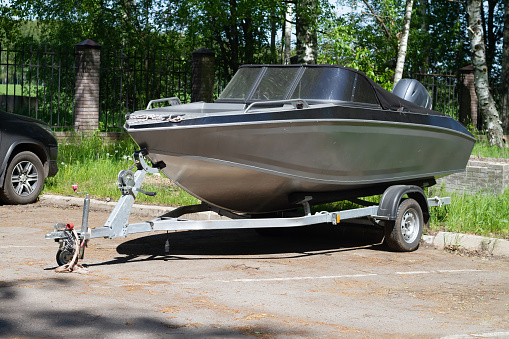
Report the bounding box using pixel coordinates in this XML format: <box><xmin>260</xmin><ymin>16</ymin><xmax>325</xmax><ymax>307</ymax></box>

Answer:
<box><xmin>124</xmin><ymin>64</ymin><xmax>475</xmax><ymax>214</ymax></box>
<box><xmin>46</xmin><ymin>64</ymin><xmax>472</xmax><ymax>263</ymax></box>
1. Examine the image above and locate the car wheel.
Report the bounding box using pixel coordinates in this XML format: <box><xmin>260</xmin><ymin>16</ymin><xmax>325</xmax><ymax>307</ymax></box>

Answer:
<box><xmin>0</xmin><ymin>151</ymin><xmax>45</xmax><ymax>204</ymax></box>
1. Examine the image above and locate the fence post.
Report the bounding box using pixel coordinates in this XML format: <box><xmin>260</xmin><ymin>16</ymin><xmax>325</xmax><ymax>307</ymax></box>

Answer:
<box><xmin>191</xmin><ymin>48</ymin><xmax>215</xmax><ymax>103</ymax></box>
<box><xmin>459</xmin><ymin>65</ymin><xmax>478</xmax><ymax>129</ymax></box>
<box><xmin>75</xmin><ymin>39</ymin><xmax>101</xmax><ymax>132</ymax></box>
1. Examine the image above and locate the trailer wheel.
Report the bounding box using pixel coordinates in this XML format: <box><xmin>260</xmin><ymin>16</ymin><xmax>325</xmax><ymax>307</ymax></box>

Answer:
<box><xmin>56</xmin><ymin>249</ymin><xmax>74</xmax><ymax>266</ymax></box>
<box><xmin>385</xmin><ymin>198</ymin><xmax>423</xmax><ymax>252</ymax></box>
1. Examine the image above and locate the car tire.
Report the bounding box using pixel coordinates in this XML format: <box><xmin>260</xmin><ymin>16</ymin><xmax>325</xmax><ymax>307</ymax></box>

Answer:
<box><xmin>0</xmin><ymin>151</ymin><xmax>45</xmax><ymax>204</ymax></box>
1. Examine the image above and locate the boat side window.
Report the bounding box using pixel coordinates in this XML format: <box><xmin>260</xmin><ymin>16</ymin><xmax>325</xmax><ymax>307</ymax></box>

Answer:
<box><xmin>352</xmin><ymin>75</ymin><xmax>379</xmax><ymax>104</ymax></box>
<box><xmin>290</xmin><ymin>68</ymin><xmax>378</xmax><ymax>104</ymax></box>
<box><xmin>219</xmin><ymin>68</ymin><xmax>262</xmax><ymax>100</ymax></box>
<box><xmin>250</xmin><ymin>67</ymin><xmax>301</xmax><ymax>100</ymax></box>
<box><xmin>291</xmin><ymin>68</ymin><xmax>354</xmax><ymax>101</ymax></box>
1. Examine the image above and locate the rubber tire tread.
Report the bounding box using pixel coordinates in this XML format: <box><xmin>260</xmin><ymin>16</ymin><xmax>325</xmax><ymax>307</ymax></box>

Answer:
<box><xmin>384</xmin><ymin>198</ymin><xmax>423</xmax><ymax>252</ymax></box>
<box><xmin>0</xmin><ymin>151</ymin><xmax>45</xmax><ymax>204</ymax></box>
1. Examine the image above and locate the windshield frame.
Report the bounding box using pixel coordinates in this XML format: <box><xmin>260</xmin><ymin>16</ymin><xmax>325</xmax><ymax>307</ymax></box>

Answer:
<box><xmin>215</xmin><ymin>64</ymin><xmax>381</xmax><ymax>107</ymax></box>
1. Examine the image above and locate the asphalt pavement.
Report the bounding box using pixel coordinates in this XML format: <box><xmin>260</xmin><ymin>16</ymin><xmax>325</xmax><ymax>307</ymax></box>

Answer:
<box><xmin>1</xmin><ymin>195</ymin><xmax>509</xmax><ymax>338</ymax></box>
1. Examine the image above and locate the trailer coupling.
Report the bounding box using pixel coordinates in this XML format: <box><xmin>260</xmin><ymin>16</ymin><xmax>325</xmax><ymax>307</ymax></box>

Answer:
<box><xmin>45</xmin><ymin>149</ymin><xmax>160</xmax><ymax>266</ymax></box>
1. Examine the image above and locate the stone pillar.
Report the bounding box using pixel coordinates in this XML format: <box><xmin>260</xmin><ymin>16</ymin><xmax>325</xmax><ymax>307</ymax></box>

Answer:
<box><xmin>459</xmin><ymin>65</ymin><xmax>478</xmax><ymax>129</ymax></box>
<box><xmin>191</xmin><ymin>48</ymin><xmax>215</xmax><ymax>103</ymax></box>
<box><xmin>75</xmin><ymin>39</ymin><xmax>101</xmax><ymax>132</ymax></box>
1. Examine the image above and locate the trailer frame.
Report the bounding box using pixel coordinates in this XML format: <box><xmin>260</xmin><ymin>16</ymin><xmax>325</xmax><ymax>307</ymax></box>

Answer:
<box><xmin>46</xmin><ymin>150</ymin><xmax>450</xmax><ymax>265</ymax></box>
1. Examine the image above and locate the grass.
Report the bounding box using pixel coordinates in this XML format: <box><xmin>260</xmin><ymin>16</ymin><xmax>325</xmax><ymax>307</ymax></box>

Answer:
<box><xmin>42</xmin><ymin>135</ymin><xmax>509</xmax><ymax>239</ymax></box>
<box><xmin>427</xmin><ymin>186</ymin><xmax>509</xmax><ymax>239</ymax></box>
<box><xmin>471</xmin><ymin>137</ymin><xmax>509</xmax><ymax>159</ymax></box>
<box><xmin>0</xmin><ymin>84</ymin><xmax>43</xmax><ymax>96</ymax></box>
<box><xmin>43</xmin><ymin>133</ymin><xmax>199</xmax><ymax>207</ymax></box>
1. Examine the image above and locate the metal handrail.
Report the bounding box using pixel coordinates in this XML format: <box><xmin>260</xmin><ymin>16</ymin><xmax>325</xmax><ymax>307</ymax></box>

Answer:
<box><xmin>244</xmin><ymin>99</ymin><xmax>310</xmax><ymax>113</ymax></box>
<box><xmin>146</xmin><ymin>97</ymin><xmax>182</xmax><ymax>110</ymax></box>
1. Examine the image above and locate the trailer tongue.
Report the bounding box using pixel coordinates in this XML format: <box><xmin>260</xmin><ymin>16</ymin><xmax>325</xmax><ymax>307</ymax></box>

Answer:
<box><xmin>46</xmin><ymin>150</ymin><xmax>450</xmax><ymax>267</ymax></box>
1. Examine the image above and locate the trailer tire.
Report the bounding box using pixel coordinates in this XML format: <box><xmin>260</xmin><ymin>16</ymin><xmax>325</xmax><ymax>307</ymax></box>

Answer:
<box><xmin>56</xmin><ymin>249</ymin><xmax>74</xmax><ymax>266</ymax></box>
<box><xmin>384</xmin><ymin>198</ymin><xmax>423</xmax><ymax>252</ymax></box>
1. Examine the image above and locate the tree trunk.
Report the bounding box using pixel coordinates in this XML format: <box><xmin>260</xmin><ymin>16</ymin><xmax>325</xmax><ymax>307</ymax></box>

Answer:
<box><xmin>502</xmin><ymin>0</ymin><xmax>509</xmax><ymax>131</ymax></box>
<box><xmin>228</xmin><ymin>0</ymin><xmax>239</xmax><ymax>73</ymax></box>
<box><xmin>467</xmin><ymin>0</ymin><xmax>506</xmax><ymax>148</ymax></box>
<box><xmin>295</xmin><ymin>0</ymin><xmax>317</xmax><ymax>64</ymax></box>
<box><xmin>393</xmin><ymin>0</ymin><xmax>414</xmax><ymax>85</ymax></box>
<box><xmin>243</xmin><ymin>15</ymin><xmax>254</xmax><ymax>64</ymax></box>
<box><xmin>283</xmin><ymin>4</ymin><xmax>292</xmax><ymax>64</ymax></box>
<box><xmin>270</xmin><ymin>10</ymin><xmax>277</xmax><ymax>63</ymax></box>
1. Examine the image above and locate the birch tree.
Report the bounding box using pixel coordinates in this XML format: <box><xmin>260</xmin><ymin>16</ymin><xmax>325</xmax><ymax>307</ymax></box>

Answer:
<box><xmin>467</xmin><ymin>0</ymin><xmax>506</xmax><ymax>148</ymax></box>
<box><xmin>393</xmin><ymin>0</ymin><xmax>414</xmax><ymax>85</ymax></box>
<box><xmin>295</xmin><ymin>0</ymin><xmax>318</xmax><ymax>64</ymax></box>
<box><xmin>502</xmin><ymin>0</ymin><xmax>509</xmax><ymax>130</ymax></box>
<box><xmin>283</xmin><ymin>4</ymin><xmax>292</xmax><ymax>64</ymax></box>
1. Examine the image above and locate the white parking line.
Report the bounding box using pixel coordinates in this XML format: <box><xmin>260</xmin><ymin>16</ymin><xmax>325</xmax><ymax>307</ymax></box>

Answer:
<box><xmin>218</xmin><ymin>273</ymin><xmax>377</xmax><ymax>283</ymax></box>
<box><xmin>217</xmin><ymin>269</ymin><xmax>484</xmax><ymax>283</ymax></box>
<box><xmin>441</xmin><ymin>331</ymin><xmax>509</xmax><ymax>338</ymax></box>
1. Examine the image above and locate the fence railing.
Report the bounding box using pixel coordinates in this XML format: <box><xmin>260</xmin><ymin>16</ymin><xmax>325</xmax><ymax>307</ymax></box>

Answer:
<box><xmin>413</xmin><ymin>70</ymin><xmax>459</xmax><ymax>120</ymax></box>
<box><xmin>100</xmin><ymin>49</ymin><xmax>191</xmax><ymax>131</ymax></box>
<box><xmin>1</xmin><ymin>42</ymin><xmax>508</xmax><ymax>134</ymax></box>
<box><xmin>0</xmin><ymin>45</ymin><xmax>76</xmax><ymax>129</ymax></box>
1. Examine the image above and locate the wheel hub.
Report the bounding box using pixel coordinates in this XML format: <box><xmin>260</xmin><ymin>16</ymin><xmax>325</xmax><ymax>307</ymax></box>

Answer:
<box><xmin>11</xmin><ymin>161</ymin><xmax>38</xmax><ymax>196</ymax></box>
<box><xmin>401</xmin><ymin>209</ymin><xmax>419</xmax><ymax>243</ymax></box>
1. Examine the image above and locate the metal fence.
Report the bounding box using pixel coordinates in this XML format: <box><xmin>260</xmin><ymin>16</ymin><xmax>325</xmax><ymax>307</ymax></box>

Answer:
<box><xmin>0</xmin><ymin>45</ymin><xmax>76</xmax><ymax>129</ymax></box>
<box><xmin>413</xmin><ymin>70</ymin><xmax>460</xmax><ymax>120</ymax></box>
<box><xmin>1</xmin><ymin>43</ymin><xmax>508</xmax><ymax>134</ymax></box>
<box><xmin>99</xmin><ymin>49</ymin><xmax>191</xmax><ymax>131</ymax></box>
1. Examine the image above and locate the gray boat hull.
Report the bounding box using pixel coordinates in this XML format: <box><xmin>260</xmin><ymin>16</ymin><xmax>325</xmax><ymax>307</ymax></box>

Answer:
<box><xmin>127</xmin><ymin>106</ymin><xmax>475</xmax><ymax>213</ymax></box>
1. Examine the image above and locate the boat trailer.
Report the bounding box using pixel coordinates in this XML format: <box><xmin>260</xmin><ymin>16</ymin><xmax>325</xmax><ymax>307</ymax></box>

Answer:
<box><xmin>46</xmin><ymin>150</ymin><xmax>450</xmax><ymax>266</ymax></box>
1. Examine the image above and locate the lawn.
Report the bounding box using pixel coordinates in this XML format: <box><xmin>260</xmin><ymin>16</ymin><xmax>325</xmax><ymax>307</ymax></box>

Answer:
<box><xmin>0</xmin><ymin>84</ymin><xmax>43</xmax><ymax>96</ymax></box>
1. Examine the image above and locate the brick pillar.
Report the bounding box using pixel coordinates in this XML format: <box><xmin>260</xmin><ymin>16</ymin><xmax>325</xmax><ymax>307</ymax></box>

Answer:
<box><xmin>191</xmin><ymin>48</ymin><xmax>215</xmax><ymax>103</ymax></box>
<box><xmin>75</xmin><ymin>39</ymin><xmax>101</xmax><ymax>132</ymax></box>
<box><xmin>459</xmin><ymin>65</ymin><xmax>478</xmax><ymax>129</ymax></box>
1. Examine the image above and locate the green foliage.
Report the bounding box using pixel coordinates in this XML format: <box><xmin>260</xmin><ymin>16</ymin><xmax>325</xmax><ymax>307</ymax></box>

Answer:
<box><xmin>0</xmin><ymin>84</ymin><xmax>42</xmax><ymax>96</ymax></box>
<box><xmin>318</xmin><ymin>16</ymin><xmax>394</xmax><ymax>89</ymax></box>
<box><xmin>472</xmin><ymin>138</ymin><xmax>509</xmax><ymax>159</ymax></box>
<box><xmin>44</xmin><ymin>134</ymin><xmax>200</xmax><ymax>206</ymax></box>
<box><xmin>320</xmin><ymin>0</ymin><xmax>472</xmax><ymax>87</ymax></box>
<box><xmin>428</xmin><ymin>186</ymin><xmax>509</xmax><ymax>239</ymax></box>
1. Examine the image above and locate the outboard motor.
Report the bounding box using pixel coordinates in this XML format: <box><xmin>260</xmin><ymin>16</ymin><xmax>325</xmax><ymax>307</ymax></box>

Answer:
<box><xmin>392</xmin><ymin>79</ymin><xmax>432</xmax><ymax>109</ymax></box>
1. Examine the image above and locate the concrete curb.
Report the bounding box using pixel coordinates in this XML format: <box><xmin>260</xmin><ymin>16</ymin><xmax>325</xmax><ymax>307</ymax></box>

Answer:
<box><xmin>41</xmin><ymin>194</ymin><xmax>509</xmax><ymax>257</ymax></box>
<box><xmin>422</xmin><ymin>232</ymin><xmax>509</xmax><ymax>257</ymax></box>
<box><xmin>39</xmin><ymin>194</ymin><xmax>227</xmax><ymax>221</ymax></box>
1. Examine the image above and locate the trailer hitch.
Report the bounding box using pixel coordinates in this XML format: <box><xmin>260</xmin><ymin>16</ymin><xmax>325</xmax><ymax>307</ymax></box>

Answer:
<box><xmin>46</xmin><ymin>150</ymin><xmax>161</xmax><ymax>265</ymax></box>
<box><xmin>46</xmin><ymin>188</ymin><xmax>90</xmax><ymax>266</ymax></box>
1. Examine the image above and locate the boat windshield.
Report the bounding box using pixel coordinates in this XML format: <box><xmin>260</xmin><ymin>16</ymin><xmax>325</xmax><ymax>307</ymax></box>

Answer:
<box><xmin>250</xmin><ymin>67</ymin><xmax>301</xmax><ymax>100</ymax></box>
<box><xmin>219</xmin><ymin>68</ymin><xmax>263</xmax><ymax>100</ymax></box>
<box><xmin>218</xmin><ymin>65</ymin><xmax>378</xmax><ymax>105</ymax></box>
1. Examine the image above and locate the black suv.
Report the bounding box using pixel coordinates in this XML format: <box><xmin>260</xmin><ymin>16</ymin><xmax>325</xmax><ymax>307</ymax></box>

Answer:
<box><xmin>0</xmin><ymin>110</ymin><xmax>58</xmax><ymax>204</ymax></box>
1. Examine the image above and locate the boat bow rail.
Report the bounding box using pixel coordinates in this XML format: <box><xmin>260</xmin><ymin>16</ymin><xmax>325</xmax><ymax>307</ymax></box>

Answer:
<box><xmin>244</xmin><ymin>99</ymin><xmax>310</xmax><ymax>113</ymax></box>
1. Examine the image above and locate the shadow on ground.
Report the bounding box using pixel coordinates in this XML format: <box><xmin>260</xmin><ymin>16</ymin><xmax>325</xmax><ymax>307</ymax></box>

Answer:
<box><xmin>115</xmin><ymin>222</ymin><xmax>387</xmax><ymax>258</ymax></box>
<box><xmin>0</xmin><ymin>279</ymin><xmax>307</xmax><ymax>338</ymax></box>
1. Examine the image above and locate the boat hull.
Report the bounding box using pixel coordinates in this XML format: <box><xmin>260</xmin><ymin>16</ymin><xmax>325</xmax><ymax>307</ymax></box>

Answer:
<box><xmin>127</xmin><ymin>106</ymin><xmax>475</xmax><ymax>213</ymax></box>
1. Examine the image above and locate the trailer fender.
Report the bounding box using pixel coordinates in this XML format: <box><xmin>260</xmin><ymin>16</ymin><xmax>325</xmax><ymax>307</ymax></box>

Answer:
<box><xmin>377</xmin><ymin>185</ymin><xmax>430</xmax><ymax>224</ymax></box>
